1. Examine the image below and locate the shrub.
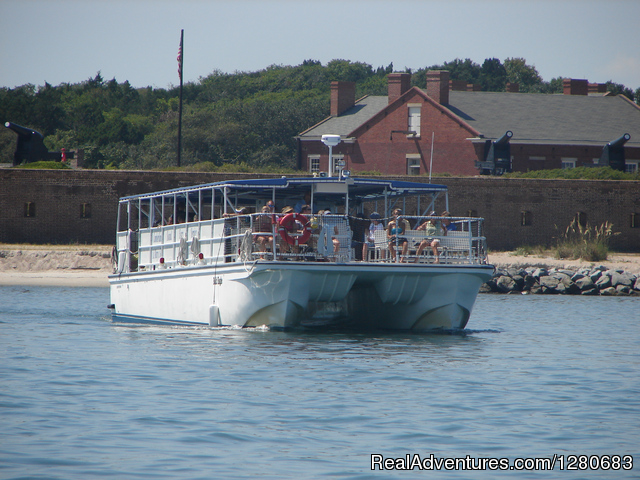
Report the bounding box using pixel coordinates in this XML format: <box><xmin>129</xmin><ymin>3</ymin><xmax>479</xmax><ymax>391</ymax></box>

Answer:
<box><xmin>554</xmin><ymin>219</ymin><xmax>619</xmax><ymax>261</ymax></box>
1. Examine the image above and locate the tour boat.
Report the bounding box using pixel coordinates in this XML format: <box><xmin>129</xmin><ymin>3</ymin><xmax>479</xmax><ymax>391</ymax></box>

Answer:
<box><xmin>108</xmin><ymin>176</ymin><xmax>494</xmax><ymax>330</ymax></box>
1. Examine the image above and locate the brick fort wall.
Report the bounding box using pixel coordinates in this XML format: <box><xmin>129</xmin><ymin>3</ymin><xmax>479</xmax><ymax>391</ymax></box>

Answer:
<box><xmin>1</xmin><ymin>169</ymin><xmax>638</xmax><ymax>251</ymax></box>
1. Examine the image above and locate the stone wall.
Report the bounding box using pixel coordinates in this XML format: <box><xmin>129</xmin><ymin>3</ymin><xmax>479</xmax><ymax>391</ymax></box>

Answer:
<box><xmin>1</xmin><ymin>169</ymin><xmax>638</xmax><ymax>251</ymax></box>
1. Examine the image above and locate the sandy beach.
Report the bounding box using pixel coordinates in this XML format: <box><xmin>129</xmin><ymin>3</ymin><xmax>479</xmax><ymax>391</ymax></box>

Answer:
<box><xmin>0</xmin><ymin>244</ymin><xmax>639</xmax><ymax>287</ymax></box>
<box><xmin>0</xmin><ymin>245</ymin><xmax>112</xmax><ymax>287</ymax></box>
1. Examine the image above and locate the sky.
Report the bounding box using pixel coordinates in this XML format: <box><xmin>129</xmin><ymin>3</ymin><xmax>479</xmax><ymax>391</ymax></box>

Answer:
<box><xmin>1</xmin><ymin>0</ymin><xmax>639</xmax><ymax>92</ymax></box>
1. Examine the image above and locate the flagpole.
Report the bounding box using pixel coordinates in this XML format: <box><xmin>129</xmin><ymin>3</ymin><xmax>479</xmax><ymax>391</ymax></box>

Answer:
<box><xmin>177</xmin><ymin>29</ymin><xmax>184</xmax><ymax>167</ymax></box>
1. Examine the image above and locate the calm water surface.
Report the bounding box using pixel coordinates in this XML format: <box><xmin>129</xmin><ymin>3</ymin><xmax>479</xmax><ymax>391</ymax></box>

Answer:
<box><xmin>1</xmin><ymin>286</ymin><xmax>638</xmax><ymax>479</ymax></box>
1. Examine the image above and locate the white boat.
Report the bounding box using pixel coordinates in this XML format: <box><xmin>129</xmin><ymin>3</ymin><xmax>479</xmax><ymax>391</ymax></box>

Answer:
<box><xmin>108</xmin><ymin>176</ymin><xmax>494</xmax><ymax>331</ymax></box>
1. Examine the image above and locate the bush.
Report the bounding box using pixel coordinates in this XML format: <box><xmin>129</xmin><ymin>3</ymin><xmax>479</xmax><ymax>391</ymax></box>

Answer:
<box><xmin>504</xmin><ymin>166</ymin><xmax>640</xmax><ymax>181</ymax></box>
<box><xmin>14</xmin><ymin>161</ymin><xmax>70</xmax><ymax>169</ymax></box>
<box><xmin>554</xmin><ymin>219</ymin><xmax>619</xmax><ymax>261</ymax></box>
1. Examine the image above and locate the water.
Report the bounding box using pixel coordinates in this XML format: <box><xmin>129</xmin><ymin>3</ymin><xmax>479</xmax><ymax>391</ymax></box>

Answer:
<box><xmin>1</xmin><ymin>286</ymin><xmax>638</xmax><ymax>480</ymax></box>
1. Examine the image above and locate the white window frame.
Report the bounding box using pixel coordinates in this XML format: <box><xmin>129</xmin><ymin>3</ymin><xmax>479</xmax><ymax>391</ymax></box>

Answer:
<box><xmin>332</xmin><ymin>154</ymin><xmax>345</xmax><ymax>175</ymax></box>
<box><xmin>407</xmin><ymin>104</ymin><xmax>421</xmax><ymax>137</ymax></box>
<box><xmin>561</xmin><ymin>157</ymin><xmax>577</xmax><ymax>169</ymax></box>
<box><xmin>625</xmin><ymin>160</ymin><xmax>639</xmax><ymax>173</ymax></box>
<box><xmin>406</xmin><ymin>154</ymin><xmax>421</xmax><ymax>175</ymax></box>
<box><xmin>308</xmin><ymin>155</ymin><xmax>320</xmax><ymax>174</ymax></box>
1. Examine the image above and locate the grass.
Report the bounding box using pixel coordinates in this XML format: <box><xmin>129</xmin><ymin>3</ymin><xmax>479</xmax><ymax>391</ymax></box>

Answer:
<box><xmin>511</xmin><ymin>245</ymin><xmax>548</xmax><ymax>257</ymax></box>
<box><xmin>553</xmin><ymin>219</ymin><xmax>620</xmax><ymax>262</ymax></box>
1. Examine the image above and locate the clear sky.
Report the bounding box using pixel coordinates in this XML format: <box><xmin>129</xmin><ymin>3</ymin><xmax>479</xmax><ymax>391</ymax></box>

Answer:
<box><xmin>1</xmin><ymin>0</ymin><xmax>639</xmax><ymax>91</ymax></box>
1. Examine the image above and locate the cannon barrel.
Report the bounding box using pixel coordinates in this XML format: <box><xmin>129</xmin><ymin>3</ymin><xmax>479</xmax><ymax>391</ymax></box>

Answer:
<box><xmin>4</xmin><ymin>122</ymin><xmax>44</xmax><ymax>140</ymax></box>
<box><xmin>607</xmin><ymin>133</ymin><xmax>630</xmax><ymax>148</ymax></box>
<box><xmin>494</xmin><ymin>130</ymin><xmax>513</xmax><ymax>145</ymax></box>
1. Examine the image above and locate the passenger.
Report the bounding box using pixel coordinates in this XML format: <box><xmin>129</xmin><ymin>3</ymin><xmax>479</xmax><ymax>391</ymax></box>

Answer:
<box><xmin>414</xmin><ymin>211</ymin><xmax>441</xmax><ymax>263</ymax></box>
<box><xmin>441</xmin><ymin>210</ymin><xmax>457</xmax><ymax>234</ymax></box>
<box><xmin>279</xmin><ymin>206</ymin><xmax>296</xmax><ymax>253</ymax></box>
<box><xmin>294</xmin><ymin>191</ymin><xmax>312</xmax><ymax>213</ymax></box>
<box><xmin>363</xmin><ymin>212</ymin><xmax>383</xmax><ymax>261</ymax></box>
<box><xmin>321</xmin><ymin>209</ymin><xmax>340</xmax><ymax>257</ymax></box>
<box><xmin>387</xmin><ymin>209</ymin><xmax>409</xmax><ymax>262</ymax></box>
<box><xmin>254</xmin><ymin>205</ymin><xmax>274</xmax><ymax>256</ymax></box>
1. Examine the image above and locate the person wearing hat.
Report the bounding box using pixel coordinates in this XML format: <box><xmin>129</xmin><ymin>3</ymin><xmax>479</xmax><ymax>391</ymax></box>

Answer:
<box><xmin>387</xmin><ymin>209</ymin><xmax>410</xmax><ymax>262</ymax></box>
<box><xmin>414</xmin><ymin>211</ymin><xmax>441</xmax><ymax>263</ymax></box>
<box><xmin>363</xmin><ymin>212</ymin><xmax>384</xmax><ymax>261</ymax></box>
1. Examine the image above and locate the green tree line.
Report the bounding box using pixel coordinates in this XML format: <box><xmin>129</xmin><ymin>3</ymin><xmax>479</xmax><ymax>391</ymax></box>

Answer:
<box><xmin>1</xmin><ymin>57</ymin><xmax>638</xmax><ymax>171</ymax></box>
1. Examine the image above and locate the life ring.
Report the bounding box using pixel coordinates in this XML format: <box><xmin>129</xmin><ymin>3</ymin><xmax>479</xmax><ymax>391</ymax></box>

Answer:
<box><xmin>278</xmin><ymin>213</ymin><xmax>311</xmax><ymax>245</ymax></box>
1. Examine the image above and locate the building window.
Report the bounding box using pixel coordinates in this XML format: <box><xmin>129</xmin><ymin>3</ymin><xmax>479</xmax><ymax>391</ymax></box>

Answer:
<box><xmin>308</xmin><ymin>155</ymin><xmax>320</xmax><ymax>174</ymax></box>
<box><xmin>575</xmin><ymin>211</ymin><xmax>587</xmax><ymax>228</ymax></box>
<box><xmin>80</xmin><ymin>203</ymin><xmax>92</xmax><ymax>219</ymax></box>
<box><xmin>332</xmin><ymin>155</ymin><xmax>345</xmax><ymax>175</ymax></box>
<box><xmin>406</xmin><ymin>155</ymin><xmax>421</xmax><ymax>175</ymax></box>
<box><xmin>631</xmin><ymin>213</ymin><xmax>639</xmax><ymax>228</ymax></box>
<box><xmin>24</xmin><ymin>202</ymin><xmax>35</xmax><ymax>217</ymax></box>
<box><xmin>521</xmin><ymin>211</ymin><xmax>532</xmax><ymax>226</ymax></box>
<box><xmin>561</xmin><ymin>157</ymin><xmax>577</xmax><ymax>169</ymax></box>
<box><xmin>408</xmin><ymin>106</ymin><xmax>421</xmax><ymax>137</ymax></box>
<box><xmin>624</xmin><ymin>160</ymin><xmax>639</xmax><ymax>173</ymax></box>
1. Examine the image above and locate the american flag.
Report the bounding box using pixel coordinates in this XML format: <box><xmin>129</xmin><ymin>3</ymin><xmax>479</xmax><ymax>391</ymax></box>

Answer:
<box><xmin>177</xmin><ymin>42</ymin><xmax>182</xmax><ymax>80</ymax></box>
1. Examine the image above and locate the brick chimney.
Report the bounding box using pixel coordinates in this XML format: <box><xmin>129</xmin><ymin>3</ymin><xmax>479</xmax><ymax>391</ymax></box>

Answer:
<box><xmin>449</xmin><ymin>79</ymin><xmax>467</xmax><ymax>91</ymax></box>
<box><xmin>426</xmin><ymin>70</ymin><xmax>450</xmax><ymax>105</ymax></box>
<box><xmin>563</xmin><ymin>78</ymin><xmax>588</xmax><ymax>96</ymax></box>
<box><xmin>588</xmin><ymin>82</ymin><xmax>607</xmax><ymax>94</ymax></box>
<box><xmin>330</xmin><ymin>81</ymin><xmax>356</xmax><ymax>116</ymax></box>
<box><xmin>506</xmin><ymin>82</ymin><xmax>520</xmax><ymax>93</ymax></box>
<box><xmin>387</xmin><ymin>73</ymin><xmax>411</xmax><ymax>104</ymax></box>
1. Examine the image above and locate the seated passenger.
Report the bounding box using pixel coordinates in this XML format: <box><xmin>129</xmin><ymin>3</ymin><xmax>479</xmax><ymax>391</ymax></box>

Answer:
<box><xmin>387</xmin><ymin>209</ymin><xmax>409</xmax><ymax>262</ymax></box>
<box><xmin>441</xmin><ymin>210</ymin><xmax>457</xmax><ymax>234</ymax></box>
<box><xmin>321</xmin><ymin>209</ymin><xmax>340</xmax><ymax>257</ymax></box>
<box><xmin>254</xmin><ymin>205</ymin><xmax>274</xmax><ymax>256</ymax></box>
<box><xmin>414</xmin><ymin>211</ymin><xmax>441</xmax><ymax>263</ymax></box>
<box><xmin>363</xmin><ymin>212</ymin><xmax>383</xmax><ymax>261</ymax></box>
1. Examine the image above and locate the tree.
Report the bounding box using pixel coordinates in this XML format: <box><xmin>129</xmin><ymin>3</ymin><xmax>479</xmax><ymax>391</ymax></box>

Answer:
<box><xmin>479</xmin><ymin>58</ymin><xmax>507</xmax><ymax>91</ymax></box>
<box><xmin>504</xmin><ymin>58</ymin><xmax>543</xmax><ymax>92</ymax></box>
<box><xmin>605</xmin><ymin>81</ymin><xmax>635</xmax><ymax>102</ymax></box>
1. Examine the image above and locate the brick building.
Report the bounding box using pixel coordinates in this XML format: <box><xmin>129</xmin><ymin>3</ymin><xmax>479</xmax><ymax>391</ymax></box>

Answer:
<box><xmin>296</xmin><ymin>72</ymin><xmax>640</xmax><ymax>176</ymax></box>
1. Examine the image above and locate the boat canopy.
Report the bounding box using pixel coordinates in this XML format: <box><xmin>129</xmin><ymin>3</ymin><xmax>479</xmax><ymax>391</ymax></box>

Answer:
<box><xmin>119</xmin><ymin>177</ymin><xmax>447</xmax><ymax>203</ymax></box>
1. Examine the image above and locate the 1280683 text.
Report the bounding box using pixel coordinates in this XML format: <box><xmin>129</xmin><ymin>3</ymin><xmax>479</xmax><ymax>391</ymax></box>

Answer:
<box><xmin>370</xmin><ymin>454</ymin><xmax>633</xmax><ymax>471</ymax></box>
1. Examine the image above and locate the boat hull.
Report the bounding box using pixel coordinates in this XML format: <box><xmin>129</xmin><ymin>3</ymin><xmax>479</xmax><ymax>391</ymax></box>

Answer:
<box><xmin>109</xmin><ymin>262</ymin><xmax>493</xmax><ymax>331</ymax></box>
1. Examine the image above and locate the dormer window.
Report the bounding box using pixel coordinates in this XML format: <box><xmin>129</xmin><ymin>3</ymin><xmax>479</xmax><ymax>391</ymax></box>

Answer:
<box><xmin>408</xmin><ymin>105</ymin><xmax>421</xmax><ymax>137</ymax></box>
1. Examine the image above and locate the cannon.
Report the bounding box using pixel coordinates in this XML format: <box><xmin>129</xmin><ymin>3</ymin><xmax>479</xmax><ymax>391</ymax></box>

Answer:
<box><xmin>598</xmin><ymin>133</ymin><xmax>630</xmax><ymax>171</ymax></box>
<box><xmin>476</xmin><ymin>130</ymin><xmax>513</xmax><ymax>175</ymax></box>
<box><xmin>4</xmin><ymin>122</ymin><xmax>68</xmax><ymax>166</ymax></box>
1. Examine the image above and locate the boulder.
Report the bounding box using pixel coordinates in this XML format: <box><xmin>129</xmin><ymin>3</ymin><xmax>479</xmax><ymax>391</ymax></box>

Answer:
<box><xmin>580</xmin><ymin>286</ymin><xmax>599</xmax><ymax>295</ymax></box>
<box><xmin>589</xmin><ymin>270</ymin><xmax>603</xmax><ymax>283</ymax></box>
<box><xmin>530</xmin><ymin>284</ymin><xmax>543</xmax><ymax>294</ymax></box>
<box><xmin>531</xmin><ymin>268</ymin><xmax>547</xmax><ymax>279</ymax></box>
<box><xmin>600</xmin><ymin>286</ymin><xmax>617</xmax><ymax>296</ymax></box>
<box><xmin>496</xmin><ymin>275</ymin><xmax>518</xmax><ymax>293</ymax></box>
<box><xmin>595</xmin><ymin>273</ymin><xmax>612</xmax><ymax>289</ymax></box>
<box><xmin>511</xmin><ymin>274</ymin><xmax>525</xmax><ymax>290</ymax></box>
<box><xmin>540</xmin><ymin>275</ymin><xmax>562</xmax><ymax>294</ymax></box>
<box><xmin>616</xmin><ymin>285</ymin><xmax>631</xmax><ymax>295</ymax></box>
<box><xmin>575</xmin><ymin>276</ymin><xmax>595</xmax><ymax>291</ymax></box>
<box><xmin>611</xmin><ymin>272</ymin><xmax>634</xmax><ymax>288</ymax></box>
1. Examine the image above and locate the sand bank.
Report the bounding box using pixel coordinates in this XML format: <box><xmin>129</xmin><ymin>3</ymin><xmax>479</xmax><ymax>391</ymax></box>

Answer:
<box><xmin>1</xmin><ymin>244</ymin><xmax>639</xmax><ymax>287</ymax></box>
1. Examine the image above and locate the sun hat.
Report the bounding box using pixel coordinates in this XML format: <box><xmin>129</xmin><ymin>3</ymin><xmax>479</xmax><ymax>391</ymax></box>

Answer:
<box><xmin>370</xmin><ymin>212</ymin><xmax>381</xmax><ymax>220</ymax></box>
<box><xmin>282</xmin><ymin>206</ymin><xmax>294</xmax><ymax>214</ymax></box>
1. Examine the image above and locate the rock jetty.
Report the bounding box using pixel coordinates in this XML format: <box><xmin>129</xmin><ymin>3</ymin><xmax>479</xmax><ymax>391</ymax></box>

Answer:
<box><xmin>483</xmin><ymin>265</ymin><xmax>640</xmax><ymax>296</ymax></box>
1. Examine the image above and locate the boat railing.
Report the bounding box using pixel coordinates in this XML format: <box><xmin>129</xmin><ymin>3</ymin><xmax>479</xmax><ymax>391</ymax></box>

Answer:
<box><xmin>113</xmin><ymin>214</ymin><xmax>487</xmax><ymax>273</ymax></box>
